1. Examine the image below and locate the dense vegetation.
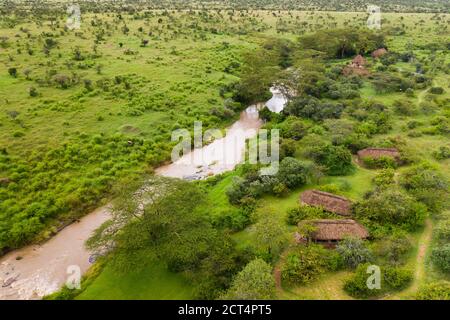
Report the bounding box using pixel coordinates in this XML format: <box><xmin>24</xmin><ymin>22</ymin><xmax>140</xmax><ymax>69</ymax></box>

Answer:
<box><xmin>1</xmin><ymin>1</ymin><xmax>449</xmax><ymax>301</ymax></box>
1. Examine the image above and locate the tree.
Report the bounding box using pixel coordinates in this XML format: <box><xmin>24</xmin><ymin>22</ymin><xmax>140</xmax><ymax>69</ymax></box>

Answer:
<box><xmin>416</xmin><ymin>282</ymin><xmax>450</xmax><ymax>300</ymax></box>
<box><xmin>8</xmin><ymin>67</ymin><xmax>17</xmax><ymax>77</ymax></box>
<box><xmin>399</xmin><ymin>163</ymin><xmax>449</xmax><ymax>213</ymax></box>
<box><xmin>221</xmin><ymin>259</ymin><xmax>275</xmax><ymax>300</ymax></box>
<box><xmin>253</xmin><ymin>212</ymin><xmax>288</xmax><ymax>262</ymax></box>
<box><xmin>311</xmin><ymin>144</ymin><xmax>354</xmax><ymax>176</ymax></box>
<box><xmin>276</xmin><ymin>157</ymin><xmax>309</xmax><ymax>189</ymax></box>
<box><xmin>281</xmin><ymin>244</ymin><xmax>328</xmax><ymax>285</ymax></box>
<box><xmin>336</xmin><ymin>237</ymin><xmax>373</xmax><ymax>269</ymax></box>
<box><xmin>354</xmin><ymin>188</ymin><xmax>427</xmax><ymax>231</ymax></box>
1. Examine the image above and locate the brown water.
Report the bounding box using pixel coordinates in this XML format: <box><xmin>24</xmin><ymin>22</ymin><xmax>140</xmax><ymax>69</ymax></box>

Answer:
<box><xmin>0</xmin><ymin>87</ymin><xmax>287</xmax><ymax>300</ymax></box>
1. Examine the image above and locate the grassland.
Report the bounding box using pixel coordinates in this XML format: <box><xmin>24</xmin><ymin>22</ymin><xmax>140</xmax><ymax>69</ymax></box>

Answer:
<box><xmin>1</xmin><ymin>6</ymin><xmax>449</xmax><ymax>300</ymax></box>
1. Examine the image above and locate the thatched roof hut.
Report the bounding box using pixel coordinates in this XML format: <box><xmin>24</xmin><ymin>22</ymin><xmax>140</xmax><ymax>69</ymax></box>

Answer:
<box><xmin>352</xmin><ymin>55</ymin><xmax>367</xmax><ymax>67</ymax></box>
<box><xmin>372</xmin><ymin>48</ymin><xmax>388</xmax><ymax>58</ymax></box>
<box><xmin>305</xmin><ymin>219</ymin><xmax>369</xmax><ymax>242</ymax></box>
<box><xmin>357</xmin><ymin>148</ymin><xmax>400</xmax><ymax>160</ymax></box>
<box><xmin>343</xmin><ymin>55</ymin><xmax>369</xmax><ymax>76</ymax></box>
<box><xmin>300</xmin><ymin>190</ymin><xmax>352</xmax><ymax>217</ymax></box>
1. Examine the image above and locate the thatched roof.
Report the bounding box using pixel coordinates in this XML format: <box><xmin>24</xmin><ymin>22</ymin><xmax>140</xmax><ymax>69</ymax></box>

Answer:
<box><xmin>372</xmin><ymin>48</ymin><xmax>388</xmax><ymax>58</ymax></box>
<box><xmin>357</xmin><ymin>148</ymin><xmax>400</xmax><ymax>160</ymax></box>
<box><xmin>305</xmin><ymin>219</ymin><xmax>369</xmax><ymax>241</ymax></box>
<box><xmin>300</xmin><ymin>190</ymin><xmax>352</xmax><ymax>217</ymax></box>
<box><xmin>352</xmin><ymin>55</ymin><xmax>367</xmax><ymax>66</ymax></box>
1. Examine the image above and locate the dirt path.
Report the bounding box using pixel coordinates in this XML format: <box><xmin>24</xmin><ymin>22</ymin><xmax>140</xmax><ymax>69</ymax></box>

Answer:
<box><xmin>386</xmin><ymin>218</ymin><xmax>433</xmax><ymax>299</ymax></box>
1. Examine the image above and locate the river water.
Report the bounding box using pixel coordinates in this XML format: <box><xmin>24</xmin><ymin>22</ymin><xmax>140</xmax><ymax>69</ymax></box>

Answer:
<box><xmin>0</xmin><ymin>87</ymin><xmax>287</xmax><ymax>300</ymax></box>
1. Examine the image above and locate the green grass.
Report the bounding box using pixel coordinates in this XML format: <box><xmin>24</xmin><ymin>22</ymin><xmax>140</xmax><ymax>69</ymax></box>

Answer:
<box><xmin>76</xmin><ymin>262</ymin><xmax>195</xmax><ymax>300</ymax></box>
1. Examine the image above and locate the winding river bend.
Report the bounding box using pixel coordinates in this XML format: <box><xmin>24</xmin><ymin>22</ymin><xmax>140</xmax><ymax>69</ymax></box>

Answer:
<box><xmin>0</xmin><ymin>87</ymin><xmax>287</xmax><ymax>300</ymax></box>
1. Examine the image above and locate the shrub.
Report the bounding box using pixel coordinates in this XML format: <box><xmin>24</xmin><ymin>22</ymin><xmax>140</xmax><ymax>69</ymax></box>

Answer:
<box><xmin>311</xmin><ymin>144</ymin><xmax>354</xmax><ymax>176</ymax></box>
<box><xmin>361</xmin><ymin>156</ymin><xmax>397</xmax><ymax>169</ymax></box>
<box><xmin>221</xmin><ymin>259</ymin><xmax>276</xmax><ymax>300</ymax></box>
<box><xmin>8</xmin><ymin>67</ymin><xmax>17</xmax><ymax>77</ymax></box>
<box><xmin>372</xmin><ymin>169</ymin><xmax>395</xmax><ymax>187</ymax></box>
<box><xmin>354</xmin><ymin>188</ymin><xmax>427</xmax><ymax>231</ymax></box>
<box><xmin>29</xmin><ymin>86</ymin><xmax>38</xmax><ymax>97</ymax></box>
<box><xmin>276</xmin><ymin>157</ymin><xmax>308</xmax><ymax>189</ymax></box>
<box><xmin>393</xmin><ymin>99</ymin><xmax>416</xmax><ymax>116</ymax></box>
<box><xmin>416</xmin><ymin>282</ymin><xmax>450</xmax><ymax>300</ymax></box>
<box><xmin>383</xmin><ymin>267</ymin><xmax>413</xmax><ymax>290</ymax></box>
<box><xmin>281</xmin><ymin>244</ymin><xmax>328</xmax><ymax>285</ymax></box>
<box><xmin>375</xmin><ymin>233</ymin><xmax>412</xmax><ymax>266</ymax></box>
<box><xmin>336</xmin><ymin>237</ymin><xmax>373</xmax><ymax>269</ymax></box>
<box><xmin>399</xmin><ymin>163</ymin><xmax>449</xmax><ymax>213</ymax></box>
<box><xmin>344</xmin><ymin>263</ymin><xmax>381</xmax><ymax>298</ymax></box>
<box><xmin>431</xmin><ymin>244</ymin><xmax>450</xmax><ymax>273</ymax></box>
<box><xmin>429</xmin><ymin>87</ymin><xmax>444</xmax><ymax>95</ymax></box>
<box><xmin>286</xmin><ymin>205</ymin><xmax>326</xmax><ymax>225</ymax></box>
<box><xmin>432</xmin><ymin>146</ymin><xmax>450</xmax><ymax>161</ymax></box>
<box><xmin>435</xmin><ymin>220</ymin><xmax>450</xmax><ymax>242</ymax></box>
<box><xmin>344</xmin><ymin>264</ymin><xmax>412</xmax><ymax>298</ymax></box>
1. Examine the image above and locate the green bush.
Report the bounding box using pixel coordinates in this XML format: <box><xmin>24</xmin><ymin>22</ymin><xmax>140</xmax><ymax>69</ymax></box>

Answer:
<box><xmin>435</xmin><ymin>220</ymin><xmax>450</xmax><ymax>242</ymax></box>
<box><xmin>429</xmin><ymin>87</ymin><xmax>444</xmax><ymax>95</ymax></box>
<box><xmin>416</xmin><ymin>282</ymin><xmax>450</xmax><ymax>300</ymax></box>
<box><xmin>281</xmin><ymin>244</ymin><xmax>329</xmax><ymax>286</ymax></box>
<box><xmin>399</xmin><ymin>163</ymin><xmax>449</xmax><ymax>213</ymax></box>
<box><xmin>221</xmin><ymin>259</ymin><xmax>276</xmax><ymax>300</ymax></box>
<box><xmin>431</xmin><ymin>244</ymin><xmax>450</xmax><ymax>273</ymax></box>
<box><xmin>344</xmin><ymin>264</ymin><xmax>412</xmax><ymax>298</ymax></box>
<box><xmin>336</xmin><ymin>237</ymin><xmax>373</xmax><ymax>269</ymax></box>
<box><xmin>354</xmin><ymin>187</ymin><xmax>427</xmax><ymax>231</ymax></box>
<box><xmin>375</xmin><ymin>233</ymin><xmax>412</xmax><ymax>266</ymax></box>
<box><xmin>311</xmin><ymin>144</ymin><xmax>354</xmax><ymax>176</ymax></box>
<box><xmin>344</xmin><ymin>263</ymin><xmax>381</xmax><ymax>298</ymax></box>
<box><xmin>432</xmin><ymin>146</ymin><xmax>450</xmax><ymax>161</ymax></box>
<box><xmin>372</xmin><ymin>169</ymin><xmax>395</xmax><ymax>187</ymax></box>
<box><xmin>362</xmin><ymin>155</ymin><xmax>397</xmax><ymax>169</ymax></box>
<box><xmin>383</xmin><ymin>267</ymin><xmax>413</xmax><ymax>290</ymax></box>
<box><xmin>286</xmin><ymin>205</ymin><xmax>327</xmax><ymax>225</ymax></box>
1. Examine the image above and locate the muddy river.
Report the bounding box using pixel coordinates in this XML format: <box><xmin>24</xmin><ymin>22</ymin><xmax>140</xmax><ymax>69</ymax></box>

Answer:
<box><xmin>0</xmin><ymin>87</ymin><xmax>287</xmax><ymax>300</ymax></box>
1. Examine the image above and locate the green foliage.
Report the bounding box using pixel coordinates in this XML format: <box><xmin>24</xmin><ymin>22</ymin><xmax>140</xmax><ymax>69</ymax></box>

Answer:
<box><xmin>372</xmin><ymin>168</ymin><xmax>396</xmax><ymax>187</ymax></box>
<box><xmin>277</xmin><ymin>157</ymin><xmax>309</xmax><ymax>188</ymax></box>
<box><xmin>8</xmin><ymin>67</ymin><xmax>17</xmax><ymax>77</ymax></box>
<box><xmin>354</xmin><ymin>188</ymin><xmax>427</xmax><ymax>232</ymax></box>
<box><xmin>416</xmin><ymin>282</ymin><xmax>450</xmax><ymax>300</ymax></box>
<box><xmin>311</xmin><ymin>144</ymin><xmax>354</xmax><ymax>176</ymax></box>
<box><xmin>344</xmin><ymin>263</ymin><xmax>413</xmax><ymax>298</ymax></box>
<box><xmin>221</xmin><ymin>258</ymin><xmax>276</xmax><ymax>300</ymax></box>
<box><xmin>87</xmin><ymin>179</ymin><xmax>247</xmax><ymax>299</ymax></box>
<box><xmin>299</xmin><ymin>29</ymin><xmax>384</xmax><ymax>59</ymax></box>
<box><xmin>281</xmin><ymin>244</ymin><xmax>329</xmax><ymax>286</ymax></box>
<box><xmin>252</xmin><ymin>212</ymin><xmax>289</xmax><ymax>262</ymax></box>
<box><xmin>399</xmin><ymin>162</ymin><xmax>449</xmax><ymax>213</ymax></box>
<box><xmin>431</xmin><ymin>244</ymin><xmax>450</xmax><ymax>273</ymax></box>
<box><xmin>374</xmin><ymin>233</ymin><xmax>412</xmax><ymax>266</ymax></box>
<box><xmin>286</xmin><ymin>205</ymin><xmax>330</xmax><ymax>225</ymax></box>
<box><xmin>336</xmin><ymin>237</ymin><xmax>373</xmax><ymax>269</ymax></box>
<box><xmin>432</xmin><ymin>146</ymin><xmax>450</xmax><ymax>161</ymax></box>
<box><xmin>284</xmin><ymin>96</ymin><xmax>345</xmax><ymax>121</ymax></box>
<box><xmin>435</xmin><ymin>220</ymin><xmax>450</xmax><ymax>242</ymax></box>
<box><xmin>361</xmin><ymin>156</ymin><xmax>397</xmax><ymax>169</ymax></box>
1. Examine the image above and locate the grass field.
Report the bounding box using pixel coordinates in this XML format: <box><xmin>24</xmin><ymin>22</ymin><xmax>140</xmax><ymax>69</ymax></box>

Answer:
<box><xmin>77</xmin><ymin>262</ymin><xmax>195</xmax><ymax>300</ymax></box>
